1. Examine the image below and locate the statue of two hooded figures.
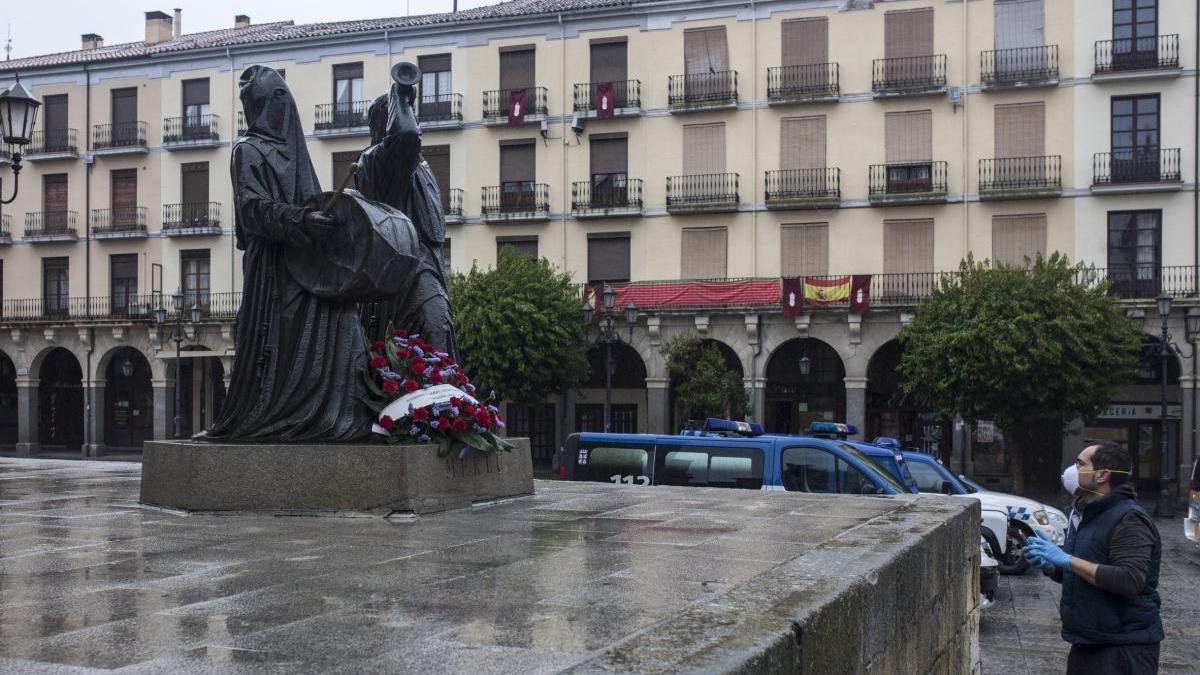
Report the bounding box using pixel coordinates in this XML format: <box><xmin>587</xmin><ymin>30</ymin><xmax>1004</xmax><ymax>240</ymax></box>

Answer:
<box><xmin>204</xmin><ymin>64</ymin><xmax>454</xmax><ymax>443</ymax></box>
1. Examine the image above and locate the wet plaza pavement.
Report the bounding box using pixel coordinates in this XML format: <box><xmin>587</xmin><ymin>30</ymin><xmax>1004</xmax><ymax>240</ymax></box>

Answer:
<box><xmin>0</xmin><ymin>458</ymin><xmax>974</xmax><ymax>673</ymax></box>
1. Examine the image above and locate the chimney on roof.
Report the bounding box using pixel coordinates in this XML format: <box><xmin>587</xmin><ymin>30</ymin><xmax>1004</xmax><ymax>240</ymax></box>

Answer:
<box><xmin>81</xmin><ymin>33</ymin><xmax>104</xmax><ymax>50</ymax></box>
<box><xmin>235</xmin><ymin>15</ymin><xmax>251</xmax><ymax>29</ymax></box>
<box><xmin>145</xmin><ymin>10</ymin><xmax>173</xmax><ymax>45</ymax></box>
<box><xmin>173</xmin><ymin>8</ymin><xmax>182</xmax><ymax>38</ymax></box>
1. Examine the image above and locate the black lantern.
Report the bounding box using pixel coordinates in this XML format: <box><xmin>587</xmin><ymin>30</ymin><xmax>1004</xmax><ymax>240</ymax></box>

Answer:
<box><xmin>172</xmin><ymin>290</ymin><xmax>184</xmax><ymax>313</ymax></box>
<box><xmin>624</xmin><ymin>301</ymin><xmax>638</xmax><ymax>326</ymax></box>
<box><xmin>0</xmin><ymin>78</ymin><xmax>41</xmax><ymax>147</ymax></box>
<box><xmin>602</xmin><ymin>285</ymin><xmax>616</xmax><ymax>312</ymax></box>
<box><xmin>580</xmin><ymin>299</ymin><xmax>595</xmax><ymax>325</ymax></box>
<box><xmin>798</xmin><ymin>353</ymin><xmax>811</xmax><ymax>377</ymax></box>
<box><xmin>1156</xmin><ymin>291</ymin><xmax>1172</xmax><ymax>319</ymax></box>
<box><xmin>191</xmin><ymin>303</ymin><xmax>202</xmax><ymax>325</ymax></box>
<box><xmin>153</xmin><ymin>303</ymin><xmax>167</xmax><ymax>325</ymax></box>
<box><xmin>120</xmin><ymin>359</ymin><xmax>134</xmax><ymax>378</ymax></box>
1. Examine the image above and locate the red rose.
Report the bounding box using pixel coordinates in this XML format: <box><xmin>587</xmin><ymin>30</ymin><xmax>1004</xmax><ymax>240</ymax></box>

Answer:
<box><xmin>475</xmin><ymin>410</ymin><xmax>491</xmax><ymax>426</ymax></box>
<box><xmin>413</xmin><ymin>407</ymin><xmax>430</xmax><ymax>421</ymax></box>
<box><xmin>398</xmin><ymin>349</ymin><xmax>409</xmax><ymax>358</ymax></box>
<box><xmin>371</xmin><ymin>341</ymin><xmax>385</xmax><ymax>352</ymax></box>
<box><xmin>379</xmin><ymin>415</ymin><xmax>394</xmax><ymax>430</ymax></box>
<box><xmin>431</xmin><ymin>370</ymin><xmax>444</xmax><ymax>383</ymax></box>
<box><xmin>382</xmin><ymin>380</ymin><xmax>399</xmax><ymax>395</ymax></box>
<box><xmin>369</xmin><ymin>355</ymin><xmax>387</xmax><ymax>369</ymax></box>
<box><xmin>452</xmin><ymin>418</ymin><xmax>469</xmax><ymax>433</ymax></box>
<box><xmin>437</xmin><ymin>417</ymin><xmax>452</xmax><ymax>431</ymax></box>
<box><xmin>410</xmin><ymin>359</ymin><xmax>425</xmax><ymax>373</ymax></box>
<box><xmin>403</xmin><ymin>379</ymin><xmax>419</xmax><ymax>393</ymax></box>
<box><xmin>450</xmin><ymin>397</ymin><xmax>462</xmax><ymax>407</ymax></box>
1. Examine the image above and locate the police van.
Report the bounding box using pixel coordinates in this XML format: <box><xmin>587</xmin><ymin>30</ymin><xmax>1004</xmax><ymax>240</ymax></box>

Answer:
<box><xmin>1186</xmin><ymin>456</ymin><xmax>1200</xmax><ymax>547</ymax></box>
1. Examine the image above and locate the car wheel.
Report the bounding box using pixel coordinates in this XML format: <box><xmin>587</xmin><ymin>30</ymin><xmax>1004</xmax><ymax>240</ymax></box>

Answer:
<box><xmin>998</xmin><ymin>521</ymin><xmax>1031</xmax><ymax>575</ymax></box>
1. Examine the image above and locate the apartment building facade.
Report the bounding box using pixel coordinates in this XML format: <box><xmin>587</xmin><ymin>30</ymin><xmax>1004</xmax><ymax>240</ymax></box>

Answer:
<box><xmin>0</xmin><ymin>0</ymin><xmax>1195</xmax><ymax>495</ymax></box>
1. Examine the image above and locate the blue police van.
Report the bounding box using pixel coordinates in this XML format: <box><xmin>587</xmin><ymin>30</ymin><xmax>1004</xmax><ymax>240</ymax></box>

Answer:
<box><xmin>560</xmin><ymin>419</ymin><xmax>909</xmax><ymax>495</ymax></box>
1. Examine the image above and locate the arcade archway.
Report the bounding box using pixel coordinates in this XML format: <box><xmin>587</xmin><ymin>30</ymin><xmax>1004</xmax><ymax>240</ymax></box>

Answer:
<box><xmin>576</xmin><ymin>342</ymin><xmax>648</xmax><ymax>433</ymax></box>
<box><xmin>104</xmin><ymin>347</ymin><xmax>153</xmax><ymax>450</ymax></box>
<box><xmin>865</xmin><ymin>340</ymin><xmax>951</xmax><ymax>462</ymax></box>
<box><xmin>178</xmin><ymin>346</ymin><xmax>226</xmax><ymax>436</ymax></box>
<box><xmin>38</xmin><ymin>348</ymin><xmax>83</xmax><ymax>451</ymax></box>
<box><xmin>764</xmin><ymin>338</ymin><xmax>845</xmax><ymax>435</ymax></box>
<box><xmin>0</xmin><ymin>352</ymin><xmax>16</xmax><ymax>448</ymax></box>
<box><xmin>669</xmin><ymin>338</ymin><xmax>743</xmax><ymax>430</ymax></box>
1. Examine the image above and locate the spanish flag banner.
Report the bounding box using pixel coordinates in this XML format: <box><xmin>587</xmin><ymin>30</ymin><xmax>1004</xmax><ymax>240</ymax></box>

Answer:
<box><xmin>804</xmin><ymin>276</ymin><xmax>851</xmax><ymax>306</ymax></box>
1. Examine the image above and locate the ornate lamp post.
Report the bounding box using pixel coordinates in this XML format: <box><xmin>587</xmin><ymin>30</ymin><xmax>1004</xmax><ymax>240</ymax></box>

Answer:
<box><xmin>798</xmin><ymin>350</ymin><xmax>811</xmax><ymax>433</ymax></box>
<box><xmin>154</xmin><ymin>291</ymin><xmax>201</xmax><ymax>439</ymax></box>
<box><xmin>0</xmin><ymin>76</ymin><xmax>42</xmax><ymax>204</ymax></box>
<box><xmin>1153</xmin><ymin>294</ymin><xmax>1200</xmax><ymax>517</ymax></box>
<box><xmin>582</xmin><ymin>286</ymin><xmax>638</xmax><ymax>432</ymax></box>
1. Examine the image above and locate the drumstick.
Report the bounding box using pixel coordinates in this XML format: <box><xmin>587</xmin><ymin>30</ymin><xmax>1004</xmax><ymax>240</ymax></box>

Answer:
<box><xmin>322</xmin><ymin>164</ymin><xmax>358</xmax><ymax>216</ymax></box>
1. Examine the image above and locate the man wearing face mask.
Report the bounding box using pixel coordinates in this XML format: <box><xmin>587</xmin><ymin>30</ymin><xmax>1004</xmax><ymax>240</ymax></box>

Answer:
<box><xmin>1022</xmin><ymin>442</ymin><xmax>1163</xmax><ymax>674</ymax></box>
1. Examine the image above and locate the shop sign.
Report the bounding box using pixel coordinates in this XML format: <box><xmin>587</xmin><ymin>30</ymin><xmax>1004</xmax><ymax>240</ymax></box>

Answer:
<box><xmin>1097</xmin><ymin>403</ymin><xmax>1182</xmax><ymax>420</ymax></box>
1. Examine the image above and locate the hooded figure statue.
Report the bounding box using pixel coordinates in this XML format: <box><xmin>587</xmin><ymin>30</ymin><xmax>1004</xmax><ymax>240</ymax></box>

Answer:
<box><xmin>356</xmin><ymin>75</ymin><xmax>456</xmax><ymax>358</ymax></box>
<box><xmin>203</xmin><ymin>66</ymin><xmax>373</xmax><ymax>442</ymax></box>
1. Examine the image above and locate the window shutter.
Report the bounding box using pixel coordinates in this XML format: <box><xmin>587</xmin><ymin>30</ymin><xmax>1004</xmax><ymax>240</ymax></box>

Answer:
<box><xmin>423</xmin><ymin>145</ymin><xmax>451</xmax><ymax>197</ymax></box>
<box><xmin>590</xmin><ymin>41</ymin><xmax>628</xmax><ymax>84</ymax></box>
<box><xmin>332</xmin><ymin>62</ymin><xmax>363</xmax><ymax>80</ymax></box>
<box><xmin>884</xmin><ymin>8</ymin><xmax>934</xmax><ymax>59</ymax></box>
<box><xmin>497</xmin><ymin>236</ymin><xmax>538</xmax><ymax>260</ymax></box>
<box><xmin>43</xmin><ymin>95</ymin><xmax>68</xmax><ymax>131</ymax></box>
<box><xmin>418</xmin><ymin>53</ymin><xmax>451</xmax><ymax>74</ymax></box>
<box><xmin>681</xmin><ymin>227</ymin><xmax>728</xmax><ymax>279</ymax></box>
<box><xmin>991</xmin><ymin>213</ymin><xmax>1047</xmax><ymax>266</ymax></box>
<box><xmin>883</xmin><ymin>219</ymin><xmax>934</xmax><ymax>273</ymax></box>
<box><xmin>781</xmin><ymin>18</ymin><xmax>828</xmax><ymax>67</ymax></box>
<box><xmin>110</xmin><ymin>169</ymin><xmax>138</xmax><ymax>210</ymax></box>
<box><xmin>589</xmin><ymin>136</ymin><xmax>628</xmax><ymax>176</ymax></box>
<box><xmin>684</xmin><ymin>27</ymin><xmax>729</xmax><ymax>74</ymax></box>
<box><xmin>500</xmin><ymin>141</ymin><xmax>536</xmax><ymax>183</ymax></box>
<box><xmin>587</xmin><ymin>233</ymin><xmax>631</xmax><ymax>283</ymax></box>
<box><xmin>682</xmin><ymin>123</ymin><xmax>725</xmax><ymax>175</ymax></box>
<box><xmin>330</xmin><ymin>152</ymin><xmax>359</xmax><ymax>191</ymax></box>
<box><xmin>885</xmin><ymin>110</ymin><xmax>932</xmax><ymax>163</ymax></box>
<box><xmin>111</xmin><ymin>88</ymin><xmax>137</xmax><ymax>126</ymax></box>
<box><xmin>182</xmin><ymin>78</ymin><xmax>210</xmax><ymax>107</ymax></box>
<box><xmin>781</xmin><ymin>223</ymin><xmax>829</xmax><ymax>276</ymax></box>
<box><xmin>500</xmin><ymin>49</ymin><xmax>535</xmax><ymax>91</ymax></box>
<box><xmin>994</xmin><ymin>0</ymin><xmax>1045</xmax><ymax>50</ymax></box>
<box><xmin>43</xmin><ymin>174</ymin><xmax>68</xmax><ymax>212</ymax></box>
<box><xmin>993</xmin><ymin>102</ymin><xmax>1045</xmax><ymax>158</ymax></box>
<box><xmin>181</xmin><ymin>162</ymin><xmax>209</xmax><ymax>205</ymax></box>
<box><xmin>781</xmin><ymin>116</ymin><xmax>826</xmax><ymax>170</ymax></box>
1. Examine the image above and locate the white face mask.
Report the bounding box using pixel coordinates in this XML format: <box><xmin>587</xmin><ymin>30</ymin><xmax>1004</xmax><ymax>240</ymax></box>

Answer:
<box><xmin>1061</xmin><ymin>464</ymin><xmax>1080</xmax><ymax>495</ymax></box>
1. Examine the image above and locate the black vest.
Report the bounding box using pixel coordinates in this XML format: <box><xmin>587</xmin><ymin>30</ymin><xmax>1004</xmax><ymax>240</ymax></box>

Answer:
<box><xmin>1060</xmin><ymin>490</ymin><xmax>1163</xmax><ymax>645</ymax></box>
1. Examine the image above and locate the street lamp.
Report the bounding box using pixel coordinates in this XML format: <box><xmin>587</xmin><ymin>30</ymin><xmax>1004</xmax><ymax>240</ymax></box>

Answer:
<box><xmin>172</xmin><ymin>290</ymin><xmax>185</xmax><ymax>439</ymax></box>
<box><xmin>120</xmin><ymin>358</ymin><xmax>134</xmax><ymax>379</ymax></box>
<box><xmin>582</xmin><ymin>285</ymin><xmax>636</xmax><ymax>432</ymax></box>
<box><xmin>797</xmin><ymin>349</ymin><xmax>811</xmax><ymax>434</ymax></box>
<box><xmin>1152</xmin><ymin>295</ymin><xmax>1200</xmax><ymax>517</ymax></box>
<box><xmin>0</xmin><ymin>76</ymin><xmax>42</xmax><ymax>205</ymax></box>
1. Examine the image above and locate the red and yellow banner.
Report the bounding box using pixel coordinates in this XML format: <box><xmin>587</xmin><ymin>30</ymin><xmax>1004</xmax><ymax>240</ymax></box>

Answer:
<box><xmin>804</xmin><ymin>276</ymin><xmax>850</xmax><ymax>306</ymax></box>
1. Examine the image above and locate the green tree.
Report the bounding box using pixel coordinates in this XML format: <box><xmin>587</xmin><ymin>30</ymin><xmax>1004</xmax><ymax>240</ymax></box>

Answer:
<box><xmin>896</xmin><ymin>253</ymin><xmax>1143</xmax><ymax>492</ymax></box>
<box><xmin>449</xmin><ymin>249</ymin><xmax>589</xmax><ymax>403</ymax></box>
<box><xmin>661</xmin><ymin>334</ymin><xmax>749</xmax><ymax>420</ymax></box>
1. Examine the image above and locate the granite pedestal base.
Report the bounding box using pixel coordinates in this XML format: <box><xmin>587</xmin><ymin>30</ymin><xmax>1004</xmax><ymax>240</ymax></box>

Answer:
<box><xmin>139</xmin><ymin>439</ymin><xmax>533</xmax><ymax>515</ymax></box>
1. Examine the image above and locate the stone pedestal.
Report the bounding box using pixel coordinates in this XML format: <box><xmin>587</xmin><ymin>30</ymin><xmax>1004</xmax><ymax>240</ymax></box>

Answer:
<box><xmin>140</xmin><ymin>438</ymin><xmax>534</xmax><ymax>515</ymax></box>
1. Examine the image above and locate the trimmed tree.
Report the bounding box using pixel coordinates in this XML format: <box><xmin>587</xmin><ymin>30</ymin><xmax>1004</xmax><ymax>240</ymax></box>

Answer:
<box><xmin>896</xmin><ymin>254</ymin><xmax>1143</xmax><ymax>493</ymax></box>
<box><xmin>661</xmin><ymin>334</ymin><xmax>749</xmax><ymax>420</ymax></box>
<box><xmin>449</xmin><ymin>249</ymin><xmax>589</xmax><ymax>404</ymax></box>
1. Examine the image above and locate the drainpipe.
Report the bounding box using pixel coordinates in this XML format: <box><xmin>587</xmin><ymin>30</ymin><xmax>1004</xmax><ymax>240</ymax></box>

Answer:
<box><xmin>228</xmin><ymin>47</ymin><xmax>235</xmax><ymax>296</ymax></box>
<box><xmin>751</xmin><ymin>0</ymin><xmax>758</xmax><ymax>276</ymax></box>
<box><xmin>84</xmin><ymin>63</ymin><xmax>94</xmax><ymax>457</ymax></box>
<box><xmin>558</xmin><ymin>12</ymin><xmax>570</xmax><ymax>457</ymax></box>
<box><xmin>749</xmin><ymin>314</ymin><xmax>763</xmax><ymax>422</ymax></box>
<box><xmin>960</xmin><ymin>0</ymin><xmax>969</xmax><ymax>260</ymax></box>
<box><xmin>1192</xmin><ymin>3</ymin><xmax>1198</xmax><ymax>500</ymax></box>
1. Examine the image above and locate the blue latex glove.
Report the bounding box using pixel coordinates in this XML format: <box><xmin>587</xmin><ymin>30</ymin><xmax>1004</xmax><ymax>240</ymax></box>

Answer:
<box><xmin>1022</xmin><ymin>532</ymin><xmax>1071</xmax><ymax>570</ymax></box>
<box><xmin>1022</xmin><ymin>545</ymin><xmax>1054</xmax><ymax>572</ymax></box>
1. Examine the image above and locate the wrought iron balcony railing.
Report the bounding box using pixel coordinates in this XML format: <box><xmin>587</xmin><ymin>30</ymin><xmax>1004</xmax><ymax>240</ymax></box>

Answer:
<box><xmin>666</xmin><ymin>173</ymin><xmax>740</xmax><ymax>210</ymax></box>
<box><xmin>0</xmin><ymin>291</ymin><xmax>244</xmax><ymax>323</ymax></box>
<box><xmin>767</xmin><ymin>63</ymin><xmax>840</xmax><ymax>102</ymax></box>
<box><xmin>869</xmin><ymin>161</ymin><xmax>948</xmax><ymax>199</ymax></box>
<box><xmin>481</xmin><ymin>183</ymin><xmax>550</xmax><ymax>217</ymax></box>
<box><xmin>314</xmin><ymin>101</ymin><xmax>370</xmax><ymax>132</ymax></box>
<box><xmin>93</xmin><ymin>121</ymin><xmax>147</xmax><ymax>150</ymax></box>
<box><xmin>418</xmin><ymin>93</ymin><xmax>464</xmax><ymax>124</ymax></box>
<box><xmin>764</xmin><ymin>168</ymin><xmax>841</xmax><ymax>205</ymax></box>
<box><xmin>482</xmin><ymin>87</ymin><xmax>549</xmax><ymax>119</ymax></box>
<box><xmin>669</xmin><ymin>71</ymin><xmax>738</xmax><ymax>108</ymax></box>
<box><xmin>1093</xmin><ymin>148</ymin><xmax>1181</xmax><ymax>186</ymax></box>
<box><xmin>162</xmin><ymin>114</ymin><xmax>220</xmax><ymax>145</ymax></box>
<box><xmin>978</xmin><ymin>156</ymin><xmax>1062</xmax><ymax>196</ymax></box>
<box><xmin>26</xmin><ymin>129</ymin><xmax>79</xmax><ymax>156</ymax></box>
<box><xmin>0</xmin><ymin>214</ymin><xmax>10</xmax><ymax>239</ymax></box>
<box><xmin>1095</xmin><ymin>34</ymin><xmax>1180</xmax><ymax>73</ymax></box>
<box><xmin>573</xmin><ymin>80</ymin><xmax>642</xmax><ymax>113</ymax></box>
<box><xmin>24</xmin><ymin>211</ymin><xmax>78</xmax><ymax>238</ymax></box>
<box><xmin>91</xmin><ymin>207</ymin><xmax>147</xmax><ymax>235</ymax></box>
<box><xmin>981</xmin><ymin>46</ymin><xmax>1059</xmax><ymax>87</ymax></box>
<box><xmin>444</xmin><ymin>188</ymin><xmax>464</xmax><ymax>217</ymax></box>
<box><xmin>571</xmin><ymin>177</ymin><xmax>644</xmax><ymax>213</ymax></box>
<box><xmin>872</xmin><ymin>54</ymin><xmax>947</xmax><ymax>93</ymax></box>
<box><xmin>163</xmin><ymin>202</ymin><xmax>221</xmax><ymax>231</ymax></box>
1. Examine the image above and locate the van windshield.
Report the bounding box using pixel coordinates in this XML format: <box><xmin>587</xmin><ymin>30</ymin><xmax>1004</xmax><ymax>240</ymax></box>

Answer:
<box><xmin>835</xmin><ymin>443</ymin><xmax>908</xmax><ymax>493</ymax></box>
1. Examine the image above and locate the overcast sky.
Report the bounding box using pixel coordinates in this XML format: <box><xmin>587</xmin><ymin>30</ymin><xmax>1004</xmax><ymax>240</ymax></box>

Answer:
<box><xmin>3</xmin><ymin>1</ymin><xmax>504</xmax><ymax>60</ymax></box>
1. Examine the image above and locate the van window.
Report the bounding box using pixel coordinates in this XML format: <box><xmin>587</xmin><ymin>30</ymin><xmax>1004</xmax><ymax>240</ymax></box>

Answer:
<box><xmin>655</xmin><ymin>446</ymin><xmax>763</xmax><ymax>489</ymax></box>
<box><xmin>576</xmin><ymin>443</ymin><xmax>652</xmax><ymax>485</ymax></box>
<box><xmin>1191</xmin><ymin>457</ymin><xmax>1199</xmax><ymax>491</ymax></box>
<box><xmin>907</xmin><ymin>459</ymin><xmax>948</xmax><ymax>493</ymax></box>
<box><xmin>840</xmin><ymin>461</ymin><xmax>876</xmax><ymax>494</ymax></box>
<box><xmin>781</xmin><ymin>447</ymin><xmax>836</xmax><ymax>493</ymax></box>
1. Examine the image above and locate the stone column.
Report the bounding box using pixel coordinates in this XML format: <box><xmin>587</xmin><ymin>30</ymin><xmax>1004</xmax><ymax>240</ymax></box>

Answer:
<box><xmin>745</xmin><ymin>377</ymin><xmax>766</xmax><ymax>425</ymax></box>
<box><xmin>15</xmin><ymin>376</ymin><xmax>39</xmax><ymax>456</ymax></box>
<box><xmin>85</xmin><ymin>380</ymin><xmax>107</xmax><ymax>458</ymax></box>
<box><xmin>152</xmin><ymin>377</ymin><xmax>175</xmax><ymax>441</ymax></box>
<box><xmin>646</xmin><ymin>377</ymin><xmax>670</xmax><ymax>434</ymax></box>
<box><xmin>1180</xmin><ymin>375</ymin><xmax>1197</xmax><ymax>501</ymax></box>
<box><xmin>844</xmin><ymin>376</ymin><xmax>868</xmax><ymax>439</ymax></box>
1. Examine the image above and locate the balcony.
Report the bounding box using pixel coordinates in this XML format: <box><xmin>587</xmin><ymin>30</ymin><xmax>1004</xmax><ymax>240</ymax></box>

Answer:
<box><xmin>872</xmin><ymin>55</ymin><xmax>947</xmax><ymax>97</ymax></box>
<box><xmin>91</xmin><ymin>207</ymin><xmax>148</xmax><ymax>238</ymax></box>
<box><xmin>666</xmin><ymin>173</ymin><xmax>739</xmax><ymax>213</ymax></box>
<box><xmin>764</xmin><ymin>168</ymin><xmax>841</xmax><ymax>210</ymax></box>
<box><xmin>480</xmin><ymin>183</ymin><xmax>550</xmax><ymax>222</ymax></box>
<box><xmin>0</xmin><ymin>214</ymin><xmax>10</xmax><ymax>244</ymax></box>
<box><xmin>1094</xmin><ymin>35</ymin><xmax>1181</xmax><ymax>81</ymax></box>
<box><xmin>668</xmin><ymin>71</ymin><xmax>738</xmax><ymax>112</ymax></box>
<box><xmin>93</xmin><ymin>122</ymin><xmax>148</xmax><ymax>155</ymax></box>
<box><xmin>24</xmin><ymin>211</ymin><xmax>79</xmax><ymax>241</ymax></box>
<box><xmin>868</xmin><ymin>162</ymin><xmax>948</xmax><ymax>205</ymax></box>
<box><xmin>25</xmin><ymin>129</ymin><xmax>80</xmax><ymax>160</ymax></box>
<box><xmin>767</xmin><ymin>64</ymin><xmax>840</xmax><ymax>104</ymax></box>
<box><xmin>162</xmin><ymin>114</ymin><xmax>221</xmax><ymax>149</ymax></box>
<box><xmin>313</xmin><ymin>101</ymin><xmax>370</xmax><ymax>137</ymax></box>
<box><xmin>417</xmin><ymin>93</ymin><xmax>464</xmax><ymax>130</ymax></box>
<box><xmin>163</xmin><ymin>202</ymin><xmax>222</xmax><ymax>236</ymax></box>
<box><xmin>1092</xmin><ymin>149</ymin><xmax>1182</xmax><ymax>194</ymax></box>
<box><xmin>1103</xmin><ymin>265</ymin><xmax>1197</xmax><ymax>300</ymax></box>
<box><xmin>0</xmin><ymin>292</ymin><xmax>243</xmax><ymax>324</ymax></box>
<box><xmin>571</xmin><ymin>177</ymin><xmax>644</xmax><ymax>218</ymax></box>
<box><xmin>482</xmin><ymin>87</ymin><xmax>549</xmax><ymax>125</ymax></box>
<box><xmin>573</xmin><ymin>80</ymin><xmax>642</xmax><ymax>118</ymax></box>
<box><xmin>981</xmin><ymin>46</ymin><xmax>1059</xmax><ymax>90</ymax></box>
<box><xmin>978</xmin><ymin>156</ymin><xmax>1062</xmax><ymax>200</ymax></box>
<box><xmin>444</xmin><ymin>188</ymin><xmax>464</xmax><ymax>225</ymax></box>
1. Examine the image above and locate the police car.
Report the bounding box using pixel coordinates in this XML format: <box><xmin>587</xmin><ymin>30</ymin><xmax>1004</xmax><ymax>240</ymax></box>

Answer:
<box><xmin>1186</xmin><ymin>456</ymin><xmax>1200</xmax><ymax>547</ymax></box>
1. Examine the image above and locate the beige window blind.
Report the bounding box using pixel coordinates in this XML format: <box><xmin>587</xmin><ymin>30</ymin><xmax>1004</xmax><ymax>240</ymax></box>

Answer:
<box><xmin>883</xmin><ymin>219</ymin><xmax>934</xmax><ymax>273</ymax></box>
<box><xmin>682</xmin><ymin>123</ymin><xmax>726</xmax><ymax>175</ymax></box>
<box><xmin>781</xmin><ymin>116</ymin><xmax>826</xmax><ymax>170</ymax></box>
<box><xmin>884</xmin><ymin>8</ymin><xmax>934</xmax><ymax>59</ymax></box>
<box><xmin>681</xmin><ymin>227</ymin><xmax>728</xmax><ymax>279</ymax></box>
<box><xmin>684</xmin><ymin>27</ymin><xmax>729</xmax><ymax>75</ymax></box>
<box><xmin>781</xmin><ymin>223</ymin><xmax>829</xmax><ymax>276</ymax></box>
<box><xmin>994</xmin><ymin>0</ymin><xmax>1045</xmax><ymax>50</ymax></box>
<box><xmin>994</xmin><ymin>102</ymin><xmax>1045</xmax><ymax>158</ymax></box>
<box><xmin>992</xmin><ymin>213</ymin><xmax>1047</xmax><ymax>266</ymax></box>
<box><xmin>781</xmin><ymin>18</ymin><xmax>828</xmax><ymax>67</ymax></box>
<box><xmin>885</xmin><ymin>110</ymin><xmax>932</xmax><ymax>163</ymax></box>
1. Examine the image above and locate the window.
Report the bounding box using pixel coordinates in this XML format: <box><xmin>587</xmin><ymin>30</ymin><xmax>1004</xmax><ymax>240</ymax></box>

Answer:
<box><xmin>574</xmin><ymin>442</ymin><xmax>652</xmax><ymax>484</ymax></box>
<box><xmin>992</xmin><ymin>214</ymin><xmax>1047</xmax><ymax>267</ymax></box>
<box><xmin>781</xmin><ymin>223</ymin><xmax>829</xmax><ymax>277</ymax></box>
<box><xmin>587</xmin><ymin>233</ymin><xmax>631</xmax><ymax>284</ymax></box>
<box><xmin>1111</xmin><ymin>95</ymin><xmax>1160</xmax><ymax>181</ymax></box>
<box><xmin>331</xmin><ymin>151</ymin><xmax>359</xmax><ymax>190</ymax></box>
<box><xmin>994</xmin><ymin>102</ymin><xmax>1045</xmax><ymax>159</ymax></box>
<box><xmin>332</xmin><ymin>62</ymin><xmax>363</xmax><ymax>120</ymax></box>
<box><xmin>181</xmin><ymin>249</ymin><xmax>211</xmax><ymax>311</ymax></box>
<box><xmin>1113</xmin><ymin>0</ymin><xmax>1158</xmax><ymax>68</ymax></box>
<box><xmin>497</xmin><ymin>236</ymin><xmax>537</xmax><ymax>261</ymax></box>
<box><xmin>418</xmin><ymin>53</ymin><xmax>452</xmax><ymax>119</ymax></box>
<box><xmin>499</xmin><ymin>141</ymin><xmax>536</xmax><ymax>210</ymax></box>
<box><xmin>907</xmin><ymin>460</ymin><xmax>950</xmax><ymax>493</ymax></box>
<box><xmin>781</xmin><ymin>446</ymin><xmax>835</xmax><ymax>493</ymax></box>
<box><xmin>883</xmin><ymin>219</ymin><xmax>934</xmax><ymax>274</ymax></box>
<box><xmin>110</xmin><ymin>254</ymin><xmax>138</xmax><ymax>316</ymax></box>
<box><xmin>110</xmin><ymin>87</ymin><xmax>138</xmax><ymax>145</ymax></box>
<box><xmin>884</xmin><ymin>8</ymin><xmax>934</xmax><ymax>59</ymax></box>
<box><xmin>423</xmin><ymin>145</ymin><xmax>451</xmax><ymax>210</ymax></box>
<box><xmin>42</xmin><ymin>173</ymin><xmax>68</xmax><ymax>229</ymax></box>
<box><xmin>655</xmin><ymin>446</ymin><xmax>763</xmax><ymax>489</ymax></box>
<box><xmin>110</xmin><ymin>169</ymin><xmax>138</xmax><ymax>227</ymax></box>
<box><xmin>42</xmin><ymin>257</ymin><xmax>69</xmax><ymax>317</ymax></box>
<box><xmin>42</xmin><ymin>94</ymin><xmax>68</xmax><ymax>150</ymax></box>
<box><xmin>181</xmin><ymin>162</ymin><xmax>209</xmax><ymax>223</ymax></box>
<box><xmin>681</xmin><ymin>227</ymin><xmax>727</xmax><ymax>280</ymax></box>
<box><xmin>780</xmin><ymin>18</ymin><xmax>830</xmax><ymax>92</ymax></box>
<box><xmin>884</xmin><ymin>110</ymin><xmax>932</xmax><ymax>191</ymax></box>
<box><xmin>994</xmin><ymin>0</ymin><xmax>1045</xmax><ymax>50</ymax></box>
<box><xmin>574</xmin><ymin>403</ymin><xmax>637</xmax><ymax>434</ymax></box>
<box><xmin>505</xmin><ymin>402</ymin><xmax>555</xmax><ymax>467</ymax></box>
<box><xmin>683</xmin><ymin>27</ymin><xmax>729</xmax><ymax>75</ymax></box>
<box><xmin>499</xmin><ymin>47</ymin><xmax>535</xmax><ymax>95</ymax></box>
<box><xmin>181</xmin><ymin>78</ymin><xmax>210</xmax><ymax>131</ymax></box>
<box><xmin>840</xmin><ymin>461</ymin><xmax>876</xmax><ymax>495</ymax></box>
<box><xmin>1107</xmin><ymin>210</ymin><xmax>1161</xmax><ymax>297</ymax></box>
<box><xmin>781</xmin><ymin>116</ymin><xmax>826</xmax><ymax>171</ymax></box>
<box><xmin>682</xmin><ymin>123</ymin><xmax>725</xmax><ymax>175</ymax></box>
<box><xmin>589</xmin><ymin>134</ymin><xmax>628</xmax><ymax>207</ymax></box>
<box><xmin>590</xmin><ymin>39</ymin><xmax>628</xmax><ymax>106</ymax></box>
